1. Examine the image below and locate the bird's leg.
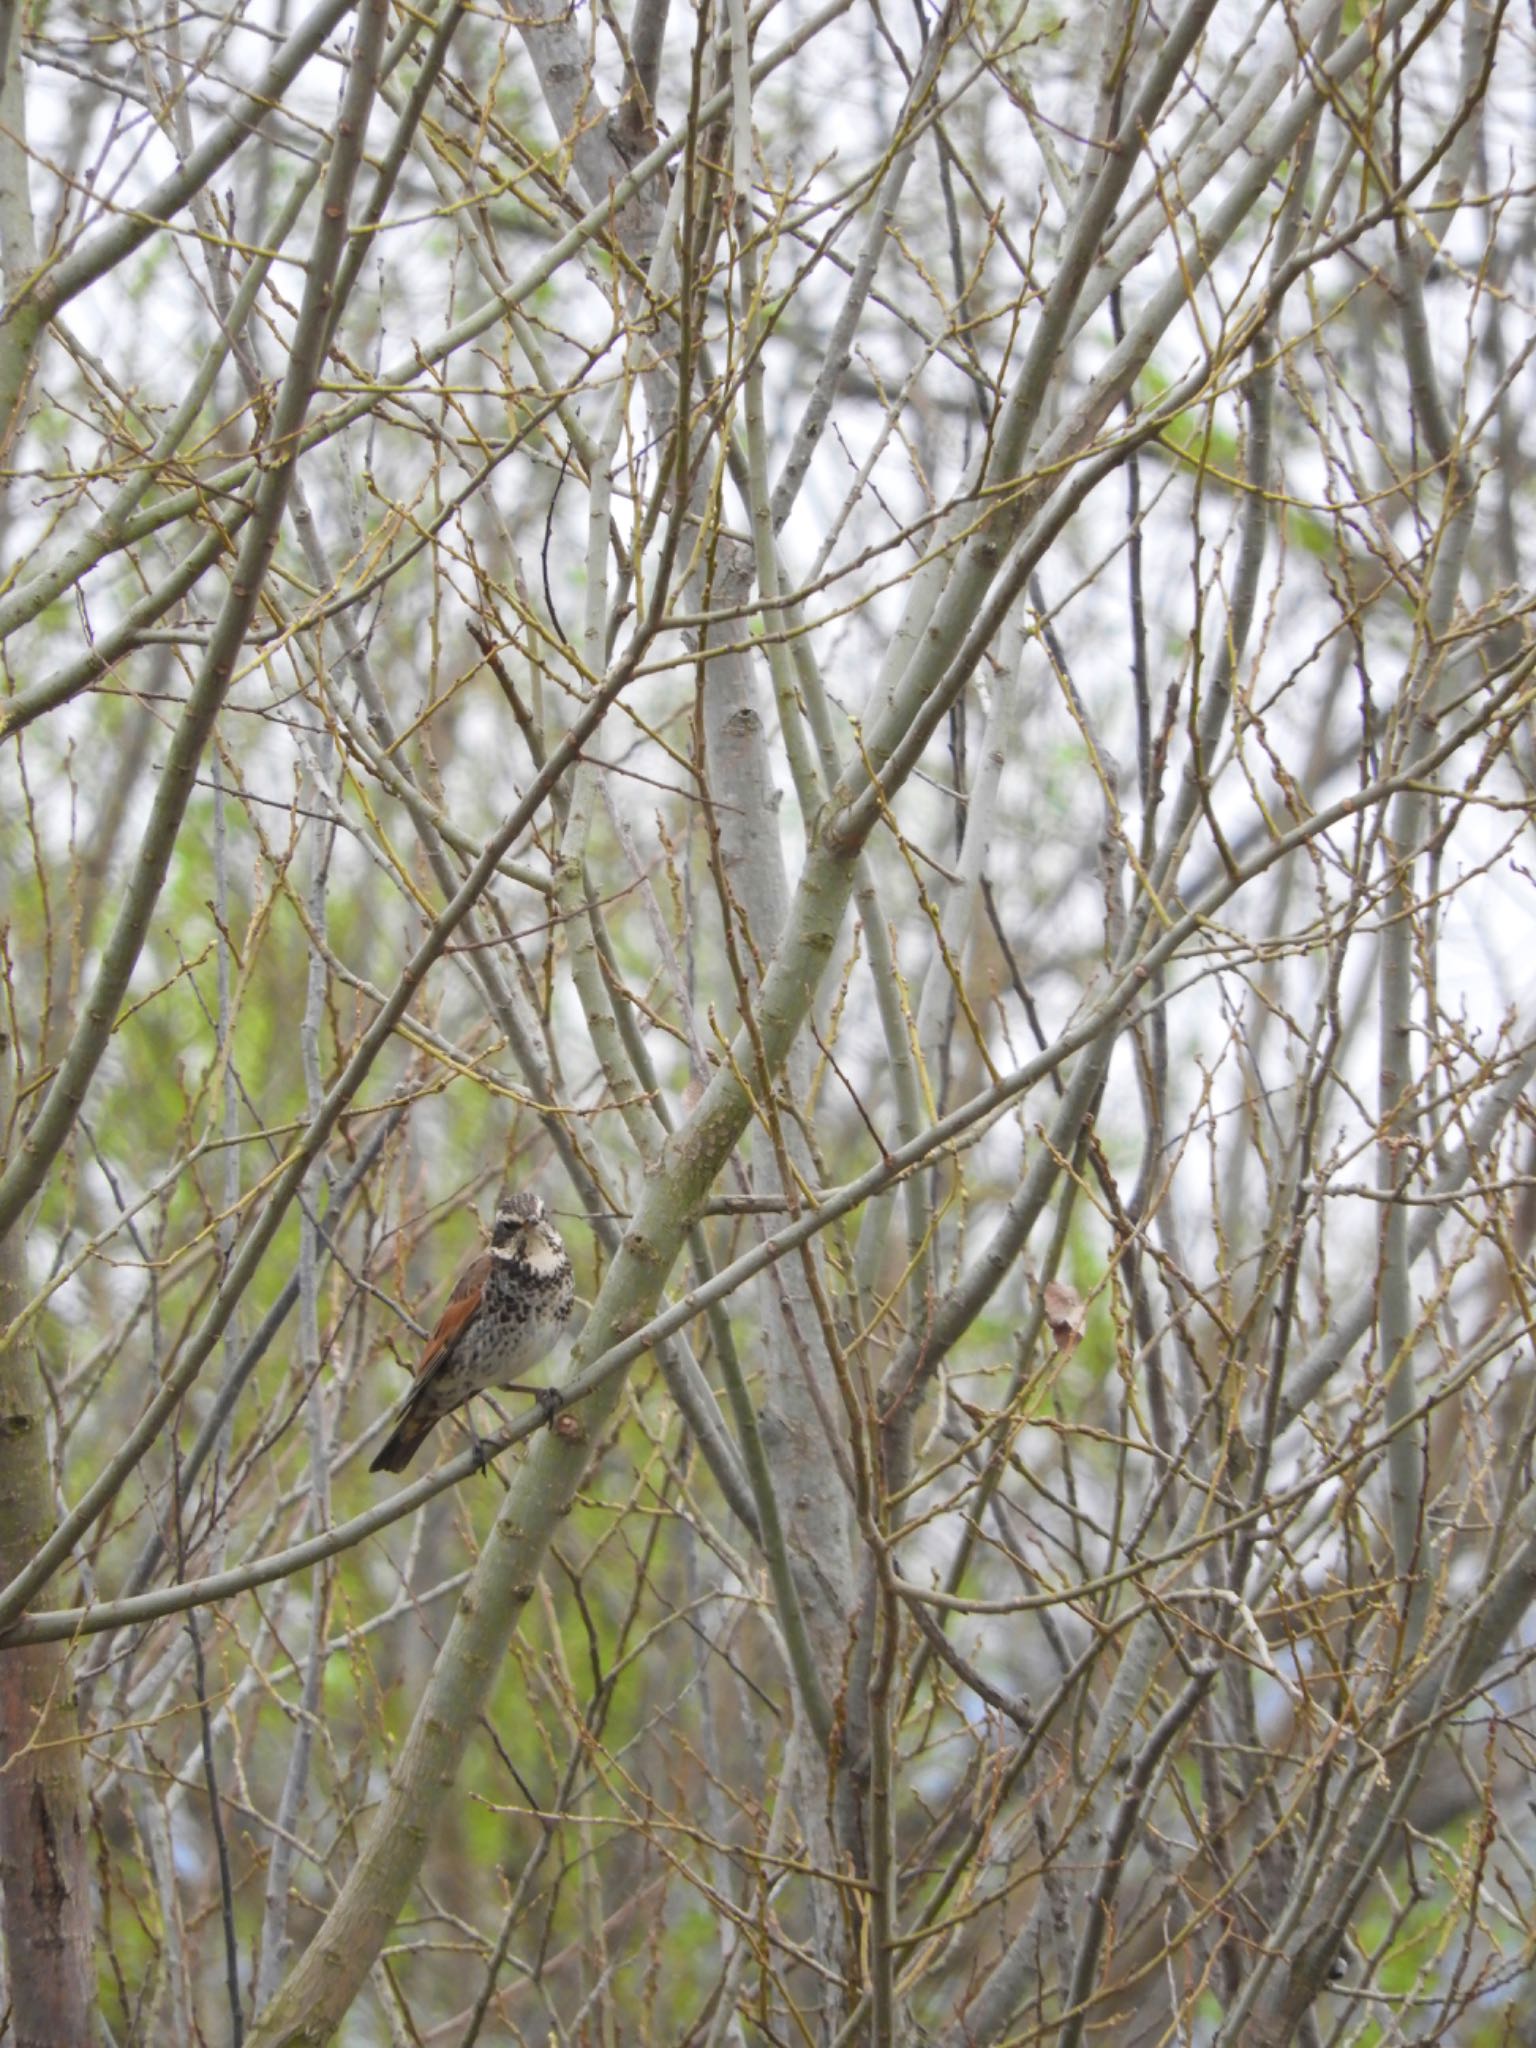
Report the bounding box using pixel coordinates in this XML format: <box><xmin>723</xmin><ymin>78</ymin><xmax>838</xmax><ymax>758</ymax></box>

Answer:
<box><xmin>463</xmin><ymin>1405</ymin><xmax>494</xmax><ymax>1473</ymax></box>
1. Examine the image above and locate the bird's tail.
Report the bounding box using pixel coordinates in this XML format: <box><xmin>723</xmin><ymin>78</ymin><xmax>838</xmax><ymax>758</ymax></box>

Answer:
<box><xmin>369</xmin><ymin>1403</ymin><xmax>437</xmax><ymax>1474</ymax></box>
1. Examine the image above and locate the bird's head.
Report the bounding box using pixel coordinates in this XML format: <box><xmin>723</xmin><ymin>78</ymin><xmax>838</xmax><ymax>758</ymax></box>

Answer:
<box><xmin>490</xmin><ymin>1193</ymin><xmax>566</xmax><ymax>1274</ymax></box>
<box><xmin>492</xmin><ymin>1193</ymin><xmax>545</xmax><ymax>1243</ymax></box>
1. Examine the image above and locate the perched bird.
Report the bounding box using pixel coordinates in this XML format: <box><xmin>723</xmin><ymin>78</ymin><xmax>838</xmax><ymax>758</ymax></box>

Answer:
<box><xmin>370</xmin><ymin>1193</ymin><xmax>574</xmax><ymax>1475</ymax></box>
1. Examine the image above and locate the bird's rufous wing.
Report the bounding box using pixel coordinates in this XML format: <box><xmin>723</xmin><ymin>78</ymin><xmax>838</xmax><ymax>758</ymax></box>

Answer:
<box><xmin>408</xmin><ymin>1252</ymin><xmax>491</xmax><ymax>1388</ymax></box>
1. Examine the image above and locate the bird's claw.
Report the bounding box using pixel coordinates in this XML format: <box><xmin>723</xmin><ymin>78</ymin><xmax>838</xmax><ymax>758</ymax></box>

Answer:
<box><xmin>534</xmin><ymin>1386</ymin><xmax>563</xmax><ymax>1428</ymax></box>
<box><xmin>465</xmin><ymin>1413</ymin><xmax>495</xmax><ymax>1473</ymax></box>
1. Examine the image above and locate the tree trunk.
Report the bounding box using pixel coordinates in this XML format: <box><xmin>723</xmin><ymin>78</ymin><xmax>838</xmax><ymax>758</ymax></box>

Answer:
<box><xmin>0</xmin><ymin>1042</ymin><xmax>95</xmax><ymax>2047</ymax></box>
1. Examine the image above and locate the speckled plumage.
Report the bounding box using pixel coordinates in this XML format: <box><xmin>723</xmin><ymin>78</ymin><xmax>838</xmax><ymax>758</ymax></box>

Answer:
<box><xmin>370</xmin><ymin>1193</ymin><xmax>574</xmax><ymax>1474</ymax></box>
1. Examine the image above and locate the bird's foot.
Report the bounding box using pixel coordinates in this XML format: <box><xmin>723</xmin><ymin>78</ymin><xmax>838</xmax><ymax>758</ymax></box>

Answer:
<box><xmin>534</xmin><ymin>1385</ymin><xmax>563</xmax><ymax>1429</ymax></box>
<box><xmin>504</xmin><ymin>1383</ymin><xmax>563</xmax><ymax>1430</ymax></box>
<box><xmin>466</xmin><ymin>1411</ymin><xmax>495</xmax><ymax>1473</ymax></box>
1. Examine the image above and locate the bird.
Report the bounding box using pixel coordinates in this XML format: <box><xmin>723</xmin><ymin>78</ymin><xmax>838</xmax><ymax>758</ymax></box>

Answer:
<box><xmin>370</xmin><ymin>1193</ymin><xmax>574</xmax><ymax>1475</ymax></box>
